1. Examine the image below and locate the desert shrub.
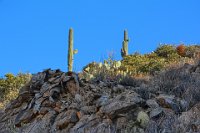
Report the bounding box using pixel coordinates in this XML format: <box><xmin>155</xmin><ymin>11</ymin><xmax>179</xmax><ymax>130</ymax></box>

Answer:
<box><xmin>141</xmin><ymin>55</ymin><xmax>165</xmax><ymax>74</ymax></box>
<box><xmin>81</xmin><ymin>44</ymin><xmax>196</xmax><ymax>83</ymax></box>
<box><xmin>81</xmin><ymin>52</ymin><xmax>168</xmax><ymax>82</ymax></box>
<box><xmin>151</xmin><ymin>68</ymin><xmax>188</xmax><ymax>93</ymax></box>
<box><xmin>185</xmin><ymin>45</ymin><xmax>200</xmax><ymax>58</ymax></box>
<box><xmin>150</xmin><ymin>62</ymin><xmax>200</xmax><ymax>109</ymax></box>
<box><xmin>119</xmin><ymin>74</ymin><xmax>149</xmax><ymax>87</ymax></box>
<box><xmin>80</xmin><ymin>58</ymin><xmax>123</xmax><ymax>82</ymax></box>
<box><xmin>176</xmin><ymin>44</ymin><xmax>186</xmax><ymax>56</ymax></box>
<box><xmin>121</xmin><ymin>53</ymin><xmax>166</xmax><ymax>75</ymax></box>
<box><xmin>0</xmin><ymin>73</ymin><xmax>31</xmax><ymax>108</ymax></box>
<box><xmin>154</xmin><ymin>44</ymin><xmax>177</xmax><ymax>58</ymax></box>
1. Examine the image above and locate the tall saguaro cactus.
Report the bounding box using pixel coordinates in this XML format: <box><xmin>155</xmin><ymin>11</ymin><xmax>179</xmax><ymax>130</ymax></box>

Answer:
<box><xmin>68</xmin><ymin>28</ymin><xmax>78</xmax><ymax>72</ymax></box>
<box><xmin>121</xmin><ymin>29</ymin><xmax>129</xmax><ymax>58</ymax></box>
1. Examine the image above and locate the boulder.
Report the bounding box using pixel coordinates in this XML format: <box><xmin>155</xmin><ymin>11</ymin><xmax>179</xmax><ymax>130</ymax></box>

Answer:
<box><xmin>136</xmin><ymin>111</ymin><xmax>149</xmax><ymax>128</ymax></box>
<box><xmin>156</xmin><ymin>94</ymin><xmax>180</xmax><ymax>112</ymax></box>
<box><xmin>146</xmin><ymin>99</ymin><xmax>159</xmax><ymax>109</ymax></box>
<box><xmin>53</xmin><ymin>109</ymin><xmax>78</xmax><ymax>130</ymax></box>
<box><xmin>149</xmin><ymin>107</ymin><xmax>163</xmax><ymax>118</ymax></box>
<box><xmin>99</xmin><ymin>91</ymin><xmax>144</xmax><ymax>118</ymax></box>
<box><xmin>116</xmin><ymin>117</ymin><xmax>127</xmax><ymax>130</ymax></box>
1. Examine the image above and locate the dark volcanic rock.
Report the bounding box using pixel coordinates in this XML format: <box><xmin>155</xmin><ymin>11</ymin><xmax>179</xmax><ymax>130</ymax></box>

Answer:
<box><xmin>146</xmin><ymin>99</ymin><xmax>159</xmax><ymax>109</ymax></box>
<box><xmin>156</xmin><ymin>94</ymin><xmax>180</xmax><ymax>113</ymax></box>
<box><xmin>99</xmin><ymin>91</ymin><xmax>144</xmax><ymax>119</ymax></box>
<box><xmin>149</xmin><ymin>107</ymin><xmax>163</xmax><ymax>118</ymax></box>
<box><xmin>1</xmin><ymin>65</ymin><xmax>200</xmax><ymax>133</ymax></box>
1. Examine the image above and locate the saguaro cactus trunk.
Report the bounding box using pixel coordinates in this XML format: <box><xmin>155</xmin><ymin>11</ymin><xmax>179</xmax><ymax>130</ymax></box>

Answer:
<box><xmin>68</xmin><ymin>28</ymin><xmax>78</xmax><ymax>72</ymax></box>
<box><xmin>121</xmin><ymin>30</ymin><xmax>129</xmax><ymax>58</ymax></box>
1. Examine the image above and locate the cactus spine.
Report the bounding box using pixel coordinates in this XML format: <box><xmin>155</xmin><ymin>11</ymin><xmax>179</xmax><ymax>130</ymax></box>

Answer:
<box><xmin>121</xmin><ymin>29</ymin><xmax>129</xmax><ymax>58</ymax></box>
<box><xmin>68</xmin><ymin>28</ymin><xmax>78</xmax><ymax>72</ymax></box>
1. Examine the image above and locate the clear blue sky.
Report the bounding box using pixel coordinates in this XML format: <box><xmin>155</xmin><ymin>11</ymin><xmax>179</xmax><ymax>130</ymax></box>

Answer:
<box><xmin>0</xmin><ymin>0</ymin><xmax>200</xmax><ymax>76</ymax></box>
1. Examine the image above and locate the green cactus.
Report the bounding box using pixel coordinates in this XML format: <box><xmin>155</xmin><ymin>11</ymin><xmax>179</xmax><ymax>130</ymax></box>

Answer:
<box><xmin>68</xmin><ymin>28</ymin><xmax>78</xmax><ymax>72</ymax></box>
<box><xmin>121</xmin><ymin>29</ymin><xmax>129</xmax><ymax>58</ymax></box>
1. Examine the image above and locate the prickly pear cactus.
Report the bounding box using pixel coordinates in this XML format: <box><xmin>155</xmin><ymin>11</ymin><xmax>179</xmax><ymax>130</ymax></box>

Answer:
<box><xmin>68</xmin><ymin>28</ymin><xmax>78</xmax><ymax>72</ymax></box>
<box><xmin>121</xmin><ymin>30</ymin><xmax>129</xmax><ymax>58</ymax></box>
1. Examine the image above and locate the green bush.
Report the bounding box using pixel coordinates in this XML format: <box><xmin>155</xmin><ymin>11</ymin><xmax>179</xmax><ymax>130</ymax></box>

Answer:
<box><xmin>185</xmin><ymin>45</ymin><xmax>200</xmax><ymax>58</ymax></box>
<box><xmin>80</xmin><ymin>58</ymin><xmax>123</xmax><ymax>82</ymax></box>
<box><xmin>154</xmin><ymin>44</ymin><xmax>177</xmax><ymax>58</ymax></box>
<box><xmin>0</xmin><ymin>73</ymin><xmax>31</xmax><ymax>108</ymax></box>
<box><xmin>121</xmin><ymin>53</ymin><xmax>166</xmax><ymax>75</ymax></box>
<box><xmin>81</xmin><ymin>44</ymin><xmax>197</xmax><ymax>82</ymax></box>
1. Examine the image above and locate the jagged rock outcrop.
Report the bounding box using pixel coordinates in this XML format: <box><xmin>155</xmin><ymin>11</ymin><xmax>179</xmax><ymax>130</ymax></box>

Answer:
<box><xmin>1</xmin><ymin>61</ymin><xmax>200</xmax><ymax>133</ymax></box>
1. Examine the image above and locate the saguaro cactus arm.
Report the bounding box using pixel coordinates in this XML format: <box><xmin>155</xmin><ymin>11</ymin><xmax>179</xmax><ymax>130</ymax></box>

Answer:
<box><xmin>73</xmin><ymin>49</ymin><xmax>78</xmax><ymax>54</ymax></box>
<box><xmin>68</xmin><ymin>28</ymin><xmax>78</xmax><ymax>72</ymax></box>
<box><xmin>121</xmin><ymin>29</ymin><xmax>129</xmax><ymax>58</ymax></box>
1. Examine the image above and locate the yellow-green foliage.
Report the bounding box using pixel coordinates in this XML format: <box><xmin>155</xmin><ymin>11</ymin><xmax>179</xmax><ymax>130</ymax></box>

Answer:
<box><xmin>82</xmin><ymin>44</ymin><xmax>199</xmax><ymax>81</ymax></box>
<box><xmin>0</xmin><ymin>73</ymin><xmax>31</xmax><ymax>108</ymax></box>
<box><xmin>154</xmin><ymin>44</ymin><xmax>177</xmax><ymax>58</ymax></box>
<box><xmin>155</xmin><ymin>44</ymin><xmax>200</xmax><ymax>58</ymax></box>
<box><xmin>185</xmin><ymin>45</ymin><xmax>200</xmax><ymax>58</ymax></box>
<box><xmin>120</xmin><ymin>44</ymin><xmax>199</xmax><ymax>75</ymax></box>
<box><xmin>121</xmin><ymin>52</ymin><xmax>166</xmax><ymax>74</ymax></box>
<box><xmin>81</xmin><ymin>59</ymin><xmax>122</xmax><ymax>81</ymax></box>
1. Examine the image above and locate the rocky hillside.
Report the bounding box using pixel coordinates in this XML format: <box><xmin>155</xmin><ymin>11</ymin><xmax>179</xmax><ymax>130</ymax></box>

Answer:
<box><xmin>1</xmin><ymin>61</ymin><xmax>200</xmax><ymax>133</ymax></box>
